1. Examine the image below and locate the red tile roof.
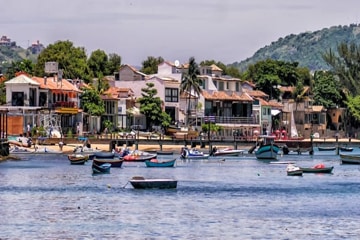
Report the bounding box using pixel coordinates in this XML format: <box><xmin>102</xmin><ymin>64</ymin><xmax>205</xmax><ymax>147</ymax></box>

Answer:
<box><xmin>32</xmin><ymin>77</ymin><xmax>80</xmax><ymax>92</ymax></box>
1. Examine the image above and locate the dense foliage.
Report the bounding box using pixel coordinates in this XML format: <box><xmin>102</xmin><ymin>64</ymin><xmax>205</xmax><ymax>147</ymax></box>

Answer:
<box><xmin>140</xmin><ymin>56</ymin><xmax>164</xmax><ymax>74</ymax></box>
<box><xmin>80</xmin><ymin>87</ymin><xmax>105</xmax><ymax>116</ymax></box>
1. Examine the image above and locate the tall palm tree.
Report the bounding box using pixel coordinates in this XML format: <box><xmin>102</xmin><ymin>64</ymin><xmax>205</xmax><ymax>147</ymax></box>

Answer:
<box><xmin>180</xmin><ymin>57</ymin><xmax>202</xmax><ymax>125</ymax></box>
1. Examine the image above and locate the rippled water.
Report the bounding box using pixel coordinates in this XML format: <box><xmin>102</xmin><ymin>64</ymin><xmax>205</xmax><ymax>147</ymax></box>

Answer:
<box><xmin>1</xmin><ymin>149</ymin><xmax>360</xmax><ymax>239</ymax></box>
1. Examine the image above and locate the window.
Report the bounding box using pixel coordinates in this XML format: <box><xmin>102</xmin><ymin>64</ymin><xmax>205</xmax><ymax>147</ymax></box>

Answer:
<box><xmin>11</xmin><ymin>92</ymin><xmax>24</xmax><ymax>106</ymax></box>
<box><xmin>218</xmin><ymin>82</ymin><xmax>224</xmax><ymax>91</ymax></box>
<box><xmin>236</xmin><ymin>82</ymin><xmax>240</xmax><ymax>92</ymax></box>
<box><xmin>165</xmin><ymin>88</ymin><xmax>178</xmax><ymax>102</ymax></box>
<box><xmin>226</xmin><ymin>82</ymin><xmax>229</xmax><ymax>90</ymax></box>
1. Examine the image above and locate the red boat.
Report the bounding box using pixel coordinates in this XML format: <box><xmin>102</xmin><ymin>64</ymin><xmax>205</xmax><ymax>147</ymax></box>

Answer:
<box><xmin>123</xmin><ymin>150</ymin><xmax>157</xmax><ymax>162</ymax></box>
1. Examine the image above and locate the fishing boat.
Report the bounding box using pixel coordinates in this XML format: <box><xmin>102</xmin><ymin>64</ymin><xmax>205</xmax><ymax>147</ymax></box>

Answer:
<box><xmin>286</xmin><ymin>164</ymin><xmax>303</xmax><ymax>176</ymax></box>
<box><xmin>210</xmin><ymin>147</ymin><xmax>244</xmax><ymax>157</ymax></box>
<box><xmin>145</xmin><ymin>158</ymin><xmax>176</xmax><ymax>167</ymax></box>
<box><xmin>299</xmin><ymin>163</ymin><xmax>334</xmax><ymax>173</ymax></box>
<box><xmin>340</xmin><ymin>154</ymin><xmax>360</xmax><ymax>164</ymax></box>
<box><xmin>254</xmin><ymin>135</ymin><xmax>280</xmax><ymax>160</ymax></box>
<box><xmin>318</xmin><ymin>146</ymin><xmax>336</xmax><ymax>151</ymax></box>
<box><xmin>180</xmin><ymin>147</ymin><xmax>209</xmax><ymax>160</ymax></box>
<box><xmin>129</xmin><ymin>176</ymin><xmax>177</xmax><ymax>189</ymax></box>
<box><xmin>92</xmin><ymin>162</ymin><xmax>111</xmax><ymax>174</ymax></box>
<box><xmin>67</xmin><ymin>154</ymin><xmax>89</xmax><ymax>165</ymax></box>
<box><xmin>123</xmin><ymin>150</ymin><xmax>157</xmax><ymax>162</ymax></box>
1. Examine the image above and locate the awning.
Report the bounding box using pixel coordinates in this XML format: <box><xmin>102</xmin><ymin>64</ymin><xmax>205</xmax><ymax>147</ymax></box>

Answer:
<box><xmin>271</xmin><ymin>109</ymin><xmax>281</xmax><ymax>116</ymax></box>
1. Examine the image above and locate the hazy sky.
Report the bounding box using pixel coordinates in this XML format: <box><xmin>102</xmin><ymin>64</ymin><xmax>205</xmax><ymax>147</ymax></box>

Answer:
<box><xmin>2</xmin><ymin>0</ymin><xmax>360</xmax><ymax>66</ymax></box>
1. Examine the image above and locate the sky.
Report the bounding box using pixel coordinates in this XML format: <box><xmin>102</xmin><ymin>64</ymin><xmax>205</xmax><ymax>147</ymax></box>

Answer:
<box><xmin>2</xmin><ymin>0</ymin><xmax>360</xmax><ymax>66</ymax></box>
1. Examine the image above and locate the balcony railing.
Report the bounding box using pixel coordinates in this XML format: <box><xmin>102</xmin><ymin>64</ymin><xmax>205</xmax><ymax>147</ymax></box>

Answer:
<box><xmin>51</xmin><ymin>101</ymin><xmax>78</xmax><ymax>109</ymax></box>
<box><xmin>194</xmin><ymin>116</ymin><xmax>258</xmax><ymax>125</ymax></box>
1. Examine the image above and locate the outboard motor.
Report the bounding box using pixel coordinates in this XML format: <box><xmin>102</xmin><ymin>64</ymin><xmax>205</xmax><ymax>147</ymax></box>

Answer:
<box><xmin>282</xmin><ymin>145</ymin><xmax>289</xmax><ymax>155</ymax></box>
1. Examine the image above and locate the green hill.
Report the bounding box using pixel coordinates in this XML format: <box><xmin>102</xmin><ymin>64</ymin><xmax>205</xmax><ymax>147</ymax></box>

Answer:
<box><xmin>232</xmin><ymin>24</ymin><xmax>360</xmax><ymax>72</ymax></box>
<box><xmin>0</xmin><ymin>45</ymin><xmax>38</xmax><ymax>73</ymax></box>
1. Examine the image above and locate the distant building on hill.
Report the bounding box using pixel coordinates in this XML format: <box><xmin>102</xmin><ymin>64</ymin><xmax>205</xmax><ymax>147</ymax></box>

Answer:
<box><xmin>0</xmin><ymin>35</ymin><xmax>16</xmax><ymax>47</ymax></box>
<box><xmin>28</xmin><ymin>40</ymin><xmax>45</xmax><ymax>54</ymax></box>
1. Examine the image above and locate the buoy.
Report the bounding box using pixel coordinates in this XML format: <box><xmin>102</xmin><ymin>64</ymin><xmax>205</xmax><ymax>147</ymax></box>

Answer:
<box><xmin>107</xmin><ymin>184</ymin><xmax>111</xmax><ymax>188</ymax></box>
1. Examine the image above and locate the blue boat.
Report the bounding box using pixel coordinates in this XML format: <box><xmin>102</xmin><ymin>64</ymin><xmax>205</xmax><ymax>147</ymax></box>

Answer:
<box><xmin>255</xmin><ymin>135</ymin><xmax>280</xmax><ymax>160</ymax></box>
<box><xmin>145</xmin><ymin>158</ymin><xmax>176</xmax><ymax>167</ymax></box>
<box><xmin>92</xmin><ymin>162</ymin><xmax>111</xmax><ymax>174</ymax></box>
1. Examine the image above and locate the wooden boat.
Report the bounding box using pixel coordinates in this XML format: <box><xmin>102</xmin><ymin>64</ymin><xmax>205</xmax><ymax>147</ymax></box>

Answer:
<box><xmin>254</xmin><ymin>135</ymin><xmax>280</xmax><ymax>160</ymax></box>
<box><xmin>92</xmin><ymin>162</ymin><xmax>111</xmax><ymax>174</ymax></box>
<box><xmin>286</xmin><ymin>164</ymin><xmax>303</xmax><ymax>176</ymax></box>
<box><xmin>93</xmin><ymin>157</ymin><xmax>124</xmax><ymax>168</ymax></box>
<box><xmin>318</xmin><ymin>146</ymin><xmax>336</xmax><ymax>151</ymax></box>
<box><xmin>340</xmin><ymin>154</ymin><xmax>360</xmax><ymax>164</ymax></box>
<box><xmin>145</xmin><ymin>158</ymin><xmax>176</xmax><ymax>167</ymax></box>
<box><xmin>129</xmin><ymin>176</ymin><xmax>177</xmax><ymax>189</ymax></box>
<box><xmin>180</xmin><ymin>147</ymin><xmax>209</xmax><ymax>160</ymax></box>
<box><xmin>340</xmin><ymin>146</ymin><xmax>353</xmax><ymax>152</ymax></box>
<box><xmin>299</xmin><ymin>163</ymin><xmax>334</xmax><ymax>173</ymax></box>
<box><xmin>123</xmin><ymin>150</ymin><xmax>157</xmax><ymax>162</ymax></box>
<box><xmin>210</xmin><ymin>147</ymin><xmax>244</xmax><ymax>157</ymax></box>
<box><xmin>67</xmin><ymin>154</ymin><xmax>89</xmax><ymax>165</ymax></box>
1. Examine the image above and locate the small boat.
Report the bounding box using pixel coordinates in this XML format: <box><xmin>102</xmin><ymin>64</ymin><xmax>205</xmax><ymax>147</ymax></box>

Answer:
<box><xmin>73</xmin><ymin>146</ymin><xmax>102</xmax><ymax>160</ymax></box>
<box><xmin>129</xmin><ymin>176</ymin><xmax>177</xmax><ymax>189</ymax></box>
<box><xmin>93</xmin><ymin>157</ymin><xmax>124</xmax><ymax>168</ymax></box>
<box><xmin>299</xmin><ymin>163</ymin><xmax>334</xmax><ymax>173</ymax></box>
<box><xmin>67</xmin><ymin>154</ymin><xmax>89</xmax><ymax>165</ymax></box>
<box><xmin>253</xmin><ymin>135</ymin><xmax>280</xmax><ymax>160</ymax></box>
<box><xmin>123</xmin><ymin>150</ymin><xmax>157</xmax><ymax>162</ymax></box>
<box><xmin>340</xmin><ymin>146</ymin><xmax>353</xmax><ymax>152</ymax></box>
<box><xmin>210</xmin><ymin>147</ymin><xmax>244</xmax><ymax>157</ymax></box>
<box><xmin>156</xmin><ymin>150</ymin><xmax>174</xmax><ymax>155</ymax></box>
<box><xmin>180</xmin><ymin>147</ymin><xmax>209</xmax><ymax>160</ymax></box>
<box><xmin>286</xmin><ymin>164</ymin><xmax>303</xmax><ymax>176</ymax></box>
<box><xmin>145</xmin><ymin>158</ymin><xmax>176</xmax><ymax>167</ymax></box>
<box><xmin>92</xmin><ymin>162</ymin><xmax>111</xmax><ymax>174</ymax></box>
<box><xmin>340</xmin><ymin>154</ymin><xmax>360</xmax><ymax>164</ymax></box>
<box><xmin>318</xmin><ymin>146</ymin><xmax>336</xmax><ymax>151</ymax></box>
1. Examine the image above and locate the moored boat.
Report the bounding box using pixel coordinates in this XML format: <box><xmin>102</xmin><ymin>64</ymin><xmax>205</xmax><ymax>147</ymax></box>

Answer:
<box><xmin>340</xmin><ymin>154</ymin><xmax>360</xmax><ymax>164</ymax></box>
<box><xmin>92</xmin><ymin>162</ymin><xmax>111</xmax><ymax>174</ymax></box>
<box><xmin>68</xmin><ymin>154</ymin><xmax>89</xmax><ymax>165</ymax></box>
<box><xmin>286</xmin><ymin>164</ymin><xmax>303</xmax><ymax>176</ymax></box>
<box><xmin>123</xmin><ymin>150</ymin><xmax>157</xmax><ymax>162</ymax></box>
<box><xmin>145</xmin><ymin>158</ymin><xmax>176</xmax><ymax>167</ymax></box>
<box><xmin>254</xmin><ymin>135</ymin><xmax>280</xmax><ymax>160</ymax></box>
<box><xmin>180</xmin><ymin>147</ymin><xmax>209</xmax><ymax>160</ymax></box>
<box><xmin>318</xmin><ymin>146</ymin><xmax>336</xmax><ymax>151</ymax></box>
<box><xmin>299</xmin><ymin>163</ymin><xmax>334</xmax><ymax>173</ymax></box>
<box><xmin>93</xmin><ymin>157</ymin><xmax>124</xmax><ymax>168</ymax></box>
<box><xmin>210</xmin><ymin>147</ymin><xmax>244</xmax><ymax>157</ymax></box>
<box><xmin>340</xmin><ymin>146</ymin><xmax>353</xmax><ymax>152</ymax></box>
<box><xmin>129</xmin><ymin>176</ymin><xmax>177</xmax><ymax>189</ymax></box>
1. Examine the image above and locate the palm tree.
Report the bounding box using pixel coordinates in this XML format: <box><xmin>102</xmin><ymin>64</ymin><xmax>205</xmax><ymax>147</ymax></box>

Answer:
<box><xmin>180</xmin><ymin>57</ymin><xmax>202</xmax><ymax>125</ymax></box>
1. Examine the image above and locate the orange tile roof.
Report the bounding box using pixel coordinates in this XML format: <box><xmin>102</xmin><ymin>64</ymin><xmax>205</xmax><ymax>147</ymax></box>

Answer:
<box><xmin>32</xmin><ymin>77</ymin><xmax>81</xmax><ymax>92</ymax></box>
<box><xmin>256</xmin><ymin>97</ymin><xmax>271</xmax><ymax>106</ymax></box>
<box><xmin>243</xmin><ymin>89</ymin><xmax>268</xmax><ymax>98</ymax></box>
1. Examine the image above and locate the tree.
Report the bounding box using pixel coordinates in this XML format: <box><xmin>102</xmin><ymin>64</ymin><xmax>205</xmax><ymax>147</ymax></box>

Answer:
<box><xmin>137</xmin><ymin>82</ymin><xmax>171</xmax><ymax>130</ymax></box>
<box><xmin>34</xmin><ymin>40</ymin><xmax>91</xmax><ymax>82</ymax></box>
<box><xmin>87</xmin><ymin>49</ymin><xmax>108</xmax><ymax>78</ymax></box>
<box><xmin>140</xmin><ymin>56</ymin><xmax>164</xmax><ymax>74</ymax></box>
<box><xmin>323</xmin><ymin>42</ymin><xmax>360</xmax><ymax>96</ymax></box>
<box><xmin>80</xmin><ymin>87</ymin><xmax>105</xmax><ymax>116</ymax></box>
<box><xmin>180</xmin><ymin>57</ymin><xmax>202</xmax><ymax>125</ymax></box>
<box><xmin>107</xmin><ymin>53</ymin><xmax>122</xmax><ymax>75</ymax></box>
<box><xmin>312</xmin><ymin>71</ymin><xmax>342</xmax><ymax>109</ymax></box>
<box><xmin>5</xmin><ymin>59</ymin><xmax>34</xmax><ymax>79</ymax></box>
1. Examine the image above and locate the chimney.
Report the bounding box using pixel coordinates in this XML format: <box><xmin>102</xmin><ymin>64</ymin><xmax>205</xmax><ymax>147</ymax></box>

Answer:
<box><xmin>44</xmin><ymin>76</ymin><xmax>47</xmax><ymax>85</ymax></box>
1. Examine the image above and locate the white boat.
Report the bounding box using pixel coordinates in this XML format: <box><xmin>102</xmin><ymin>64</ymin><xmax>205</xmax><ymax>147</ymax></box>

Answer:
<box><xmin>210</xmin><ymin>147</ymin><xmax>244</xmax><ymax>157</ymax></box>
<box><xmin>129</xmin><ymin>176</ymin><xmax>177</xmax><ymax>189</ymax></box>
<box><xmin>286</xmin><ymin>164</ymin><xmax>303</xmax><ymax>176</ymax></box>
<box><xmin>180</xmin><ymin>147</ymin><xmax>209</xmax><ymax>160</ymax></box>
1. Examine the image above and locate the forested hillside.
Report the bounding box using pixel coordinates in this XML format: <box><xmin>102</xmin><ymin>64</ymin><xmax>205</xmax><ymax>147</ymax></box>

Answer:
<box><xmin>232</xmin><ymin>24</ymin><xmax>360</xmax><ymax>72</ymax></box>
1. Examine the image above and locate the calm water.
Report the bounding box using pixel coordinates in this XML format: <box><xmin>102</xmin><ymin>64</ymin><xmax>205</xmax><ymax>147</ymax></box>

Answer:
<box><xmin>1</xmin><ymin>148</ymin><xmax>360</xmax><ymax>239</ymax></box>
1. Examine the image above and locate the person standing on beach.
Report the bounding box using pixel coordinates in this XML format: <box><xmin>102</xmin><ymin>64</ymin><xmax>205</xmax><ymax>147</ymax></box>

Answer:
<box><xmin>27</xmin><ymin>123</ymin><xmax>31</xmax><ymax>137</ymax></box>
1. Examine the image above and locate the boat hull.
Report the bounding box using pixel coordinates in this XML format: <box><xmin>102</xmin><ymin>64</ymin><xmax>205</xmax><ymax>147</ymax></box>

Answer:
<box><xmin>68</xmin><ymin>154</ymin><xmax>88</xmax><ymax>165</ymax></box>
<box><xmin>93</xmin><ymin>157</ymin><xmax>123</xmax><ymax>168</ymax></box>
<box><xmin>130</xmin><ymin>177</ymin><xmax>177</xmax><ymax>189</ymax></box>
<box><xmin>145</xmin><ymin>159</ymin><xmax>176</xmax><ymax>167</ymax></box>
<box><xmin>287</xmin><ymin>170</ymin><xmax>303</xmax><ymax>176</ymax></box>
<box><xmin>92</xmin><ymin>162</ymin><xmax>111</xmax><ymax>174</ymax></box>
<box><xmin>212</xmin><ymin>150</ymin><xmax>244</xmax><ymax>157</ymax></box>
<box><xmin>340</xmin><ymin>154</ymin><xmax>360</xmax><ymax>164</ymax></box>
<box><xmin>255</xmin><ymin>144</ymin><xmax>280</xmax><ymax>160</ymax></box>
<box><xmin>300</xmin><ymin>166</ymin><xmax>334</xmax><ymax>173</ymax></box>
